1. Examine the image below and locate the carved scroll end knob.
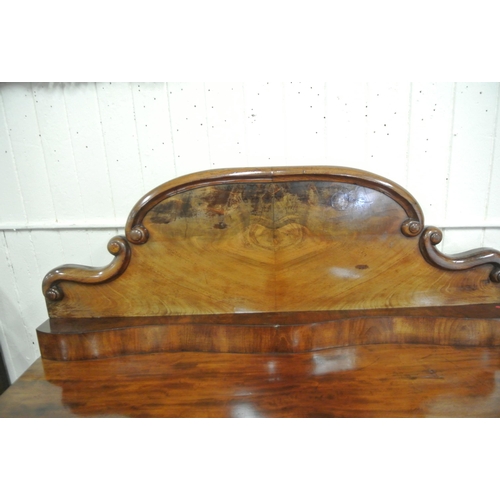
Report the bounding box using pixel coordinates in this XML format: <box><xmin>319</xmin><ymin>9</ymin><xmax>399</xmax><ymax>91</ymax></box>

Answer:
<box><xmin>46</xmin><ymin>285</ymin><xmax>63</xmax><ymax>301</ymax></box>
<box><xmin>490</xmin><ymin>267</ymin><xmax>500</xmax><ymax>283</ymax></box>
<box><xmin>401</xmin><ymin>219</ymin><xmax>422</xmax><ymax>237</ymax></box>
<box><xmin>129</xmin><ymin>225</ymin><xmax>149</xmax><ymax>244</ymax></box>
<box><xmin>429</xmin><ymin>229</ymin><xmax>443</xmax><ymax>245</ymax></box>
<box><xmin>107</xmin><ymin>236</ymin><xmax>127</xmax><ymax>255</ymax></box>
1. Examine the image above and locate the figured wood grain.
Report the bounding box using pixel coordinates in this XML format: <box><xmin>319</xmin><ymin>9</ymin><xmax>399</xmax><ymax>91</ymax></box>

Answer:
<box><xmin>2</xmin><ymin>344</ymin><xmax>500</xmax><ymax>417</ymax></box>
<box><xmin>44</xmin><ymin>168</ymin><xmax>499</xmax><ymax>319</ymax></box>
<box><xmin>420</xmin><ymin>226</ymin><xmax>500</xmax><ymax>282</ymax></box>
<box><xmin>36</xmin><ymin>304</ymin><xmax>500</xmax><ymax>360</ymax></box>
<box><xmin>43</xmin><ymin>236</ymin><xmax>131</xmax><ymax>300</ymax></box>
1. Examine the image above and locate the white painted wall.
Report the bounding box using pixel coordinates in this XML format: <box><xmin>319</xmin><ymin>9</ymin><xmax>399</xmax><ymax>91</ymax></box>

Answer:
<box><xmin>0</xmin><ymin>82</ymin><xmax>499</xmax><ymax>383</ymax></box>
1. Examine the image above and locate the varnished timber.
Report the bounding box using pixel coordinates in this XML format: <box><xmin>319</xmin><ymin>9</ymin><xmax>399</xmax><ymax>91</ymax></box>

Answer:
<box><xmin>1</xmin><ymin>344</ymin><xmax>500</xmax><ymax>417</ymax></box>
<box><xmin>36</xmin><ymin>166</ymin><xmax>500</xmax><ymax>362</ymax></box>
<box><xmin>36</xmin><ymin>304</ymin><xmax>500</xmax><ymax>360</ymax></box>
<box><xmin>43</xmin><ymin>236</ymin><xmax>131</xmax><ymax>301</ymax></box>
<box><xmin>420</xmin><ymin>226</ymin><xmax>500</xmax><ymax>282</ymax></box>
<box><xmin>43</xmin><ymin>169</ymin><xmax>500</xmax><ymax>320</ymax></box>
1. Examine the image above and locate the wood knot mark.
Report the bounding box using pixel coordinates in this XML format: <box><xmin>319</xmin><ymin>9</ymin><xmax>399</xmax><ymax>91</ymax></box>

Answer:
<box><xmin>356</xmin><ymin>264</ymin><xmax>369</xmax><ymax>270</ymax></box>
<box><xmin>331</xmin><ymin>191</ymin><xmax>351</xmax><ymax>211</ymax></box>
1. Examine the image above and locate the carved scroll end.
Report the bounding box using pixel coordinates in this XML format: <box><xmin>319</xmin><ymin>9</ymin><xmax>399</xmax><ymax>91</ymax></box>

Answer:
<box><xmin>419</xmin><ymin>226</ymin><xmax>500</xmax><ymax>283</ymax></box>
<box><xmin>45</xmin><ymin>284</ymin><xmax>63</xmax><ymax>301</ymax></box>
<box><xmin>490</xmin><ymin>267</ymin><xmax>500</xmax><ymax>284</ymax></box>
<box><xmin>401</xmin><ymin>218</ymin><xmax>423</xmax><ymax>237</ymax></box>
<box><xmin>128</xmin><ymin>224</ymin><xmax>149</xmax><ymax>244</ymax></box>
<box><xmin>43</xmin><ymin>235</ymin><xmax>132</xmax><ymax>302</ymax></box>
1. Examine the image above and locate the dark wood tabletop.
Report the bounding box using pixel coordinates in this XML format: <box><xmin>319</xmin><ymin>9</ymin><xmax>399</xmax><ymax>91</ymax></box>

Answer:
<box><xmin>1</xmin><ymin>343</ymin><xmax>500</xmax><ymax>417</ymax></box>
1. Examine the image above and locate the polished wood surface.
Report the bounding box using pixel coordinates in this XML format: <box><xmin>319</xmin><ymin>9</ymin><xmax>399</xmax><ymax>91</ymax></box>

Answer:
<box><xmin>1</xmin><ymin>344</ymin><xmax>500</xmax><ymax>417</ymax></box>
<box><xmin>37</xmin><ymin>304</ymin><xmax>500</xmax><ymax>360</ymax></box>
<box><xmin>14</xmin><ymin>166</ymin><xmax>499</xmax><ymax>417</ymax></box>
<box><xmin>43</xmin><ymin>167</ymin><xmax>500</xmax><ymax>319</ymax></box>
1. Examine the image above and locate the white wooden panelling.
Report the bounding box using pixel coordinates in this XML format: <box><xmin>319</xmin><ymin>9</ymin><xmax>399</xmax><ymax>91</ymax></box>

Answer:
<box><xmin>167</xmin><ymin>83</ymin><xmax>211</xmax><ymax>176</ymax></box>
<box><xmin>1</xmin><ymin>82</ymin><xmax>499</xmax><ymax>384</ymax></box>
<box><xmin>441</xmin><ymin>228</ymin><xmax>485</xmax><ymax>254</ymax></box>
<box><xmin>484</xmin><ymin>228</ymin><xmax>500</xmax><ymax>249</ymax></box>
<box><xmin>364</xmin><ymin>83</ymin><xmax>413</xmax><ymax>186</ymax></box>
<box><xmin>406</xmin><ymin>83</ymin><xmax>455</xmax><ymax>224</ymax></box>
<box><xmin>204</xmin><ymin>83</ymin><xmax>248</xmax><ymax>169</ymax></box>
<box><xmin>0</xmin><ymin>234</ymin><xmax>26</xmax><ymax>382</ymax></box>
<box><xmin>284</xmin><ymin>82</ymin><xmax>327</xmax><ymax>165</ymax></box>
<box><xmin>485</xmin><ymin>89</ymin><xmax>500</xmax><ymax>224</ymax></box>
<box><xmin>0</xmin><ymin>83</ymin><xmax>56</xmax><ymax>224</ymax></box>
<box><xmin>0</xmin><ymin>232</ymin><xmax>42</xmax><ymax>380</ymax></box>
<box><xmin>63</xmin><ymin>83</ymin><xmax>116</xmax><ymax>223</ymax></box>
<box><xmin>446</xmin><ymin>83</ymin><xmax>499</xmax><ymax>226</ymax></box>
<box><xmin>0</xmin><ymin>94</ymin><xmax>27</xmax><ymax>225</ymax></box>
<box><xmin>96</xmin><ymin>82</ymin><xmax>145</xmax><ymax>221</ymax></box>
<box><xmin>324</xmin><ymin>82</ymin><xmax>368</xmax><ymax>169</ymax></box>
<box><xmin>130</xmin><ymin>82</ymin><xmax>176</xmax><ymax>192</ymax></box>
<box><xmin>243</xmin><ymin>82</ymin><xmax>287</xmax><ymax>166</ymax></box>
<box><xmin>31</xmin><ymin>83</ymin><xmax>86</xmax><ymax>222</ymax></box>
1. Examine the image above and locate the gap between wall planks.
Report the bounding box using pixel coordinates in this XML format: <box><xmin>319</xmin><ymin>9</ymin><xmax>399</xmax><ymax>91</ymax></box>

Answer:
<box><xmin>0</xmin><ymin>82</ymin><xmax>499</xmax><ymax>382</ymax></box>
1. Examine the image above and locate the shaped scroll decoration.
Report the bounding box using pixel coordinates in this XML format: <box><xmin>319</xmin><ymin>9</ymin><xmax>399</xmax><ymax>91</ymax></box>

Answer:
<box><xmin>43</xmin><ymin>236</ymin><xmax>131</xmax><ymax>301</ymax></box>
<box><xmin>124</xmin><ymin>166</ymin><xmax>425</xmax><ymax>244</ymax></box>
<box><xmin>419</xmin><ymin>227</ymin><xmax>500</xmax><ymax>283</ymax></box>
<box><xmin>41</xmin><ymin>167</ymin><xmax>500</xmax><ymax>307</ymax></box>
